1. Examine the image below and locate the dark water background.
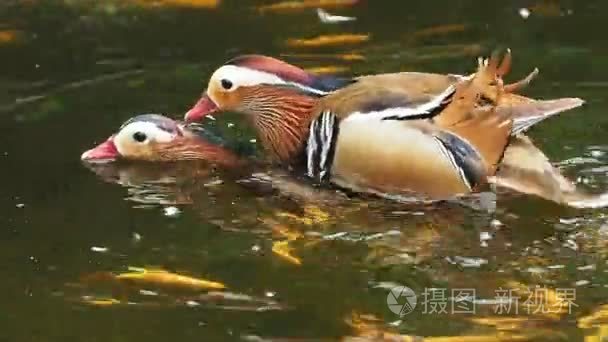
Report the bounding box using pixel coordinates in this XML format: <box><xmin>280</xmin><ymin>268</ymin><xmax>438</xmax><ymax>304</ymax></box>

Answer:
<box><xmin>2</xmin><ymin>0</ymin><xmax>608</xmax><ymax>341</ymax></box>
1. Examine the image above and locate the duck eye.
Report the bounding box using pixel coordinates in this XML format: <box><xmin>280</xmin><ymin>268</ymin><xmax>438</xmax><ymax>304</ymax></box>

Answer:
<box><xmin>221</xmin><ymin>79</ymin><xmax>233</xmax><ymax>90</ymax></box>
<box><xmin>132</xmin><ymin>131</ymin><xmax>147</xmax><ymax>143</ymax></box>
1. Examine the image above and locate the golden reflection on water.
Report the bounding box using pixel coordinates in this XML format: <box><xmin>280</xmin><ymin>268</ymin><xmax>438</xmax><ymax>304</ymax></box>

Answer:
<box><xmin>281</xmin><ymin>52</ymin><xmax>366</xmax><ymax>61</ymax></box>
<box><xmin>257</xmin><ymin>0</ymin><xmax>358</xmax><ymax>13</ymax></box>
<box><xmin>304</xmin><ymin>65</ymin><xmax>349</xmax><ymax>74</ymax></box>
<box><xmin>287</xmin><ymin>34</ymin><xmax>370</xmax><ymax>48</ymax></box>
<box><xmin>0</xmin><ymin>30</ymin><xmax>21</xmax><ymax>45</ymax></box>
<box><xmin>132</xmin><ymin>0</ymin><xmax>221</xmax><ymax>8</ymax></box>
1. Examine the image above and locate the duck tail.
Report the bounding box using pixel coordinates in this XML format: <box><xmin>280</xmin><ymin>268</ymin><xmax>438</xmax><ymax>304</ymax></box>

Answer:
<box><xmin>508</xmin><ymin>97</ymin><xmax>585</xmax><ymax>135</ymax></box>
<box><xmin>491</xmin><ymin>135</ymin><xmax>608</xmax><ymax>208</ymax></box>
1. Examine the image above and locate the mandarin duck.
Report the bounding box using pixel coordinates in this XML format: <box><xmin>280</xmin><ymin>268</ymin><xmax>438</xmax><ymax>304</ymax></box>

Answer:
<box><xmin>183</xmin><ymin>53</ymin><xmax>608</xmax><ymax>208</ymax></box>
<box><xmin>81</xmin><ymin>114</ymin><xmax>352</xmax><ymax>205</ymax></box>
<box><xmin>81</xmin><ymin>114</ymin><xmax>248</xmax><ymax>166</ymax></box>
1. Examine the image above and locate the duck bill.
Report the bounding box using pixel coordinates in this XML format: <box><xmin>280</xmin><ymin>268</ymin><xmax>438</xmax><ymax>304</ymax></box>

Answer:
<box><xmin>81</xmin><ymin>137</ymin><xmax>119</xmax><ymax>162</ymax></box>
<box><xmin>184</xmin><ymin>93</ymin><xmax>218</xmax><ymax>122</ymax></box>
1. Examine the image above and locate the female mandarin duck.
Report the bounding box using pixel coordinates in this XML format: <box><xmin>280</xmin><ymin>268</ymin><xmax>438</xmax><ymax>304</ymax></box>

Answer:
<box><xmin>81</xmin><ymin>114</ymin><xmax>351</xmax><ymax>205</ymax></box>
<box><xmin>183</xmin><ymin>52</ymin><xmax>608</xmax><ymax>208</ymax></box>
<box><xmin>81</xmin><ymin>114</ymin><xmax>246</xmax><ymax>166</ymax></box>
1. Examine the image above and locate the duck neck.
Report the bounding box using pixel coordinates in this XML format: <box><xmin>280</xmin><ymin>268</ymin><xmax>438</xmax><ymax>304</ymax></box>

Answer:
<box><xmin>242</xmin><ymin>88</ymin><xmax>318</xmax><ymax>162</ymax></box>
<box><xmin>158</xmin><ymin>135</ymin><xmax>243</xmax><ymax>167</ymax></box>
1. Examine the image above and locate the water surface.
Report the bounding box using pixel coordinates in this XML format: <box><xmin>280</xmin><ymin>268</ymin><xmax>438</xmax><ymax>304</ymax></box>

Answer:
<box><xmin>2</xmin><ymin>1</ymin><xmax>608</xmax><ymax>341</ymax></box>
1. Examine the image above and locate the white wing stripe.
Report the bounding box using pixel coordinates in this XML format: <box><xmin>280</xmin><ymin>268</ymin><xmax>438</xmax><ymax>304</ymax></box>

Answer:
<box><xmin>307</xmin><ymin>119</ymin><xmax>318</xmax><ymax>178</ymax></box>
<box><xmin>343</xmin><ymin>84</ymin><xmax>456</xmax><ymax>122</ymax></box>
<box><xmin>307</xmin><ymin>111</ymin><xmax>338</xmax><ymax>181</ymax></box>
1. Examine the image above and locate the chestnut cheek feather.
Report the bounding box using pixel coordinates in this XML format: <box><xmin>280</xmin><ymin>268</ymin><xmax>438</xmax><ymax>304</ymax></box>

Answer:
<box><xmin>81</xmin><ymin>138</ymin><xmax>119</xmax><ymax>162</ymax></box>
<box><xmin>184</xmin><ymin>94</ymin><xmax>218</xmax><ymax>122</ymax></box>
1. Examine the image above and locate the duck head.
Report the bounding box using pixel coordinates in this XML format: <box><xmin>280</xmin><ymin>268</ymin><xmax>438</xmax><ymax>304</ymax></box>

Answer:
<box><xmin>184</xmin><ymin>55</ymin><xmax>352</xmax><ymax>160</ymax></box>
<box><xmin>81</xmin><ymin>114</ymin><xmax>242</xmax><ymax>166</ymax></box>
<box><xmin>184</xmin><ymin>55</ymin><xmax>352</xmax><ymax>120</ymax></box>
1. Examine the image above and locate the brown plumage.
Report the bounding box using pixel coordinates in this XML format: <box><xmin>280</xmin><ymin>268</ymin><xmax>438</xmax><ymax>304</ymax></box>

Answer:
<box><xmin>240</xmin><ymin>86</ymin><xmax>317</xmax><ymax>161</ymax></box>
<box><xmin>82</xmin><ymin>114</ymin><xmax>244</xmax><ymax>167</ymax></box>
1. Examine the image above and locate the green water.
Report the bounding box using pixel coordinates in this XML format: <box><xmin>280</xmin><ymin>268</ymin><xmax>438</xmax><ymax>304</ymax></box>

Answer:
<box><xmin>2</xmin><ymin>1</ymin><xmax>608</xmax><ymax>341</ymax></box>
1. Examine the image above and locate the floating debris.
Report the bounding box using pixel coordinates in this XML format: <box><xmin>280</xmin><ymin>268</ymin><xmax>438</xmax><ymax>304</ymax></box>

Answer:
<box><xmin>286</xmin><ymin>34</ymin><xmax>369</xmax><ymax>48</ymax></box>
<box><xmin>316</xmin><ymin>8</ymin><xmax>356</xmax><ymax>23</ymax></box>
<box><xmin>15</xmin><ymin>203</ymin><xmax>25</xmax><ymax>209</ymax></box>
<box><xmin>90</xmin><ymin>246</ymin><xmax>109</xmax><ymax>253</ymax></box>
<box><xmin>519</xmin><ymin>8</ymin><xmax>531</xmax><ymax>19</ymax></box>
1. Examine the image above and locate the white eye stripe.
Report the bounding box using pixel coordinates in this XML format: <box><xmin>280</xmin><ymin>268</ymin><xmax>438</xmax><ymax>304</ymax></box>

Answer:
<box><xmin>210</xmin><ymin>65</ymin><xmax>330</xmax><ymax>96</ymax></box>
<box><xmin>113</xmin><ymin>122</ymin><xmax>176</xmax><ymax>156</ymax></box>
<box><xmin>211</xmin><ymin>65</ymin><xmax>286</xmax><ymax>91</ymax></box>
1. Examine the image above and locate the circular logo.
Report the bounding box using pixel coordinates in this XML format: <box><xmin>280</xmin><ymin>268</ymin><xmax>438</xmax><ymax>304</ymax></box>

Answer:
<box><xmin>387</xmin><ymin>285</ymin><xmax>417</xmax><ymax>316</ymax></box>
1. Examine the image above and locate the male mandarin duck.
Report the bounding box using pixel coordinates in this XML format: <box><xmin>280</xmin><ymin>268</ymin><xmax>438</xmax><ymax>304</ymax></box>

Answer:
<box><xmin>182</xmin><ymin>52</ymin><xmax>608</xmax><ymax>208</ymax></box>
<box><xmin>81</xmin><ymin>114</ymin><xmax>246</xmax><ymax>166</ymax></box>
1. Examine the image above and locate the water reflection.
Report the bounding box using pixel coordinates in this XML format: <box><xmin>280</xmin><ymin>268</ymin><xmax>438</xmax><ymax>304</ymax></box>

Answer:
<box><xmin>3</xmin><ymin>0</ymin><xmax>608</xmax><ymax>341</ymax></box>
<box><xmin>83</xmin><ymin>161</ymin><xmax>219</xmax><ymax>206</ymax></box>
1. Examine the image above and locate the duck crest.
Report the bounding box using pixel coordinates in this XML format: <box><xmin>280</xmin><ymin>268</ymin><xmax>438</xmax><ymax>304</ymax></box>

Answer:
<box><xmin>226</xmin><ymin>55</ymin><xmax>355</xmax><ymax>95</ymax></box>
